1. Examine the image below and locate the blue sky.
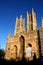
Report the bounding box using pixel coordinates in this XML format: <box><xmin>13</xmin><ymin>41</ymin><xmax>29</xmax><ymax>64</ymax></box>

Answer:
<box><xmin>0</xmin><ymin>0</ymin><xmax>43</xmax><ymax>50</ymax></box>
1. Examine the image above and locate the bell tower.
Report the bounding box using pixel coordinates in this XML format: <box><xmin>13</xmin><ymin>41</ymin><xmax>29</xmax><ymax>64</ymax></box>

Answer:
<box><xmin>27</xmin><ymin>8</ymin><xmax>37</xmax><ymax>32</ymax></box>
<box><xmin>27</xmin><ymin>11</ymin><xmax>32</xmax><ymax>32</ymax></box>
<box><xmin>14</xmin><ymin>15</ymin><xmax>25</xmax><ymax>35</ymax></box>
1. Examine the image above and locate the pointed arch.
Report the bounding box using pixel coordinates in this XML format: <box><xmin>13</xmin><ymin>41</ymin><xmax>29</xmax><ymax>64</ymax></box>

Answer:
<box><xmin>19</xmin><ymin>35</ymin><xmax>25</xmax><ymax>58</ymax></box>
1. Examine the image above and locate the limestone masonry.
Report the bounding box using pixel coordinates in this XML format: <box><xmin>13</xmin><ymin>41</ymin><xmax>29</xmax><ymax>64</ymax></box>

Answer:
<box><xmin>5</xmin><ymin>8</ymin><xmax>43</xmax><ymax>61</ymax></box>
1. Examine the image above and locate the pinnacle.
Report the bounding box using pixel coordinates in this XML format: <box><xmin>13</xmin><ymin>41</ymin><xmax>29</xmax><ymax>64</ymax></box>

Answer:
<box><xmin>32</xmin><ymin>8</ymin><xmax>34</xmax><ymax>12</ymax></box>
<box><xmin>20</xmin><ymin>15</ymin><xmax>22</xmax><ymax>18</ymax></box>
<box><xmin>16</xmin><ymin>17</ymin><xmax>18</xmax><ymax>20</ymax></box>
<box><xmin>27</xmin><ymin>11</ymin><xmax>28</xmax><ymax>14</ymax></box>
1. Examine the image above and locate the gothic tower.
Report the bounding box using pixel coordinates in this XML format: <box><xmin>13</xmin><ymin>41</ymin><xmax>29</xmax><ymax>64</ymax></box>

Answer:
<box><xmin>14</xmin><ymin>15</ymin><xmax>25</xmax><ymax>35</ymax></box>
<box><xmin>27</xmin><ymin>11</ymin><xmax>32</xmax><ymax>32</ymax></box>
<box><xmin>32</xmin><ymin>8</ymin><xmax>37</xmax><ymax>30</ymax></box>
<box><xmin>27</xmin><ymin>8</ymin><xmax>37</xmax><ymax>32</ymax></box>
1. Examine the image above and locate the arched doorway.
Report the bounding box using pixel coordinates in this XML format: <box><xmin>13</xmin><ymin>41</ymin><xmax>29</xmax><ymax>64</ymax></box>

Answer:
<box><xmin>20</xmin><ymin>36</ymin><xmax>25</xmax><ymax>58</ymax></box>
<box><xmin>14</xmin><ymin>45</ymin><xmax>17</xmax><ymax>60</ymax></box>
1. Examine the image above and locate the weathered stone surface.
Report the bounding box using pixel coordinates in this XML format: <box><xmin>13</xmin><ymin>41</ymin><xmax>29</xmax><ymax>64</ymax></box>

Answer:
<box><xmin>5</xmin><ymin>9</ymin><xmax>40</xmax><ymax>61</ymax></box>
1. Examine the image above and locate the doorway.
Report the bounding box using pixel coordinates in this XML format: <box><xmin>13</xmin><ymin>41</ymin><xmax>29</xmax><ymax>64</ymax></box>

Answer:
<box><xmin>20</xmin><ymin>36</ymin><xmax>25</xmax><ymax>58</ymax></box>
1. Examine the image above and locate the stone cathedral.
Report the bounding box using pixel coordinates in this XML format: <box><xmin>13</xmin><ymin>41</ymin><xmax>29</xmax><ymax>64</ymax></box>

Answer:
<box><xmin>5</xmin><ymin>9</ymin><xmax>43</xmax><ymax>61</ymax></box>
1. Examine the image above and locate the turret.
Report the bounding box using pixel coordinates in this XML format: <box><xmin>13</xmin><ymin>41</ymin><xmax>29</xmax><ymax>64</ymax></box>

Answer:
<box><xmin>32</xmin><ymin>8</ymin><xmax>37</xmax><ymax>30</ymax></box>
<box><xmin>27</xmin><ymin>11</ymin><xmax>32</xmax><ymax>32</ymax></box>
<box><xmin>20</xmin><ymin>15</ymin><xmax>25</xmax><ymax>32</ymax></box>
<box><xmin>14</xmin><ymin>17</ymin><xmax>19</xmax><ymax>35</ymax></box>
<box><xmin>14</xmin><ymin>15</ymin><xmax>25</xmax><ymax>35</ymax></box>
<box><xmin>8</xmin><ymin>32</ymin><xmax>10</xmax><ymax>38</ymax></box>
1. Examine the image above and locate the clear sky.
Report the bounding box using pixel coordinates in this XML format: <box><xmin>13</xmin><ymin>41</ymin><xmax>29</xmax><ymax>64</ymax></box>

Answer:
<box><xmin>0</xmin><ymin>0</ymin><xmax>43</xmax><ymax>50</ymax></box>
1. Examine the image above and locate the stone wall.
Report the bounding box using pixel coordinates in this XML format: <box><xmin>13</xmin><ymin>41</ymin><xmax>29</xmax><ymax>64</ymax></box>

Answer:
<box><xmin>5</xmin><ymin>30</ymin><xmax>40</xmax><ymax>61</ymax></box>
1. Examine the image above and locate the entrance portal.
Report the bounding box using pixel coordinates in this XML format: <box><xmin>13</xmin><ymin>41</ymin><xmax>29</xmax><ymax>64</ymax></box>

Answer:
<box><xmin>20</xmin><ymin>36</ymin><xmax>25</xmax><ymax>58</ymax></box>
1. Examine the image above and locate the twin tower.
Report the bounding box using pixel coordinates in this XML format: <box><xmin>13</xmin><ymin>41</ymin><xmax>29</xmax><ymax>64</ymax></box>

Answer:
<box><xmin>14</xmin><ymin>8</ymin><xmax>37</xmax><ymax>35</ymax></box>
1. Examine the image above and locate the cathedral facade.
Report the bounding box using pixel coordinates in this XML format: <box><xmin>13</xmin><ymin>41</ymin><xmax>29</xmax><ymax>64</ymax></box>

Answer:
<box><xmin>5</xmin><ymin>9</ymin><xmax>43</xmax><ymax>61</ymax></box>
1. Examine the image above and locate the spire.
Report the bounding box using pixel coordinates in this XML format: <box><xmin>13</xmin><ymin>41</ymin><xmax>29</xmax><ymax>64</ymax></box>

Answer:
<box><xmin>20</xmin><ymin>15</ymin><xmax>22</xmax><ymax>18</ymax></box>
<box><xmin>24</xmin><ymin>18</ymin><xmax>25</xmax><ymax>29</ymax></box>
<box><xmin>32</xmin><ymin>8</ymin><xmax>35</xmax><ymax>15</ymax></box>
<box><xmin>16</xmin><ymin>17</ymin><xmax>18</xmax><ymax>21</ymax></box>
<box><xmin>31</xmin><ymin>8</ymin><xmax>37</xmax><ymax>30</ymax></box>
<box><xmin>32</xmin><ymin>8</ymin><xmax>36</xmax><ymax>16</ymax></box>
<box><xmin>8</xmin><ymin>32</ymin><xmax>10</xmax><ymax>38</ymax></box>
<box><xmin>20</xmin><ymin>15</ymin><xmax>23</xmax><ymax>21</ymax></box>
<box><xmin>32</xmin><ymin>8</ymin><xmax>34</xmax><ymax>12</ymax></box>
<box><xmin>14</xmin><ymin>17</ymin><xmax>18</xmax><ymax>35</ymax></box>
<box><xmin>27</xmin><ymin>11</ymin><xmax>28</xmax><ymax>14</ymax></box>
